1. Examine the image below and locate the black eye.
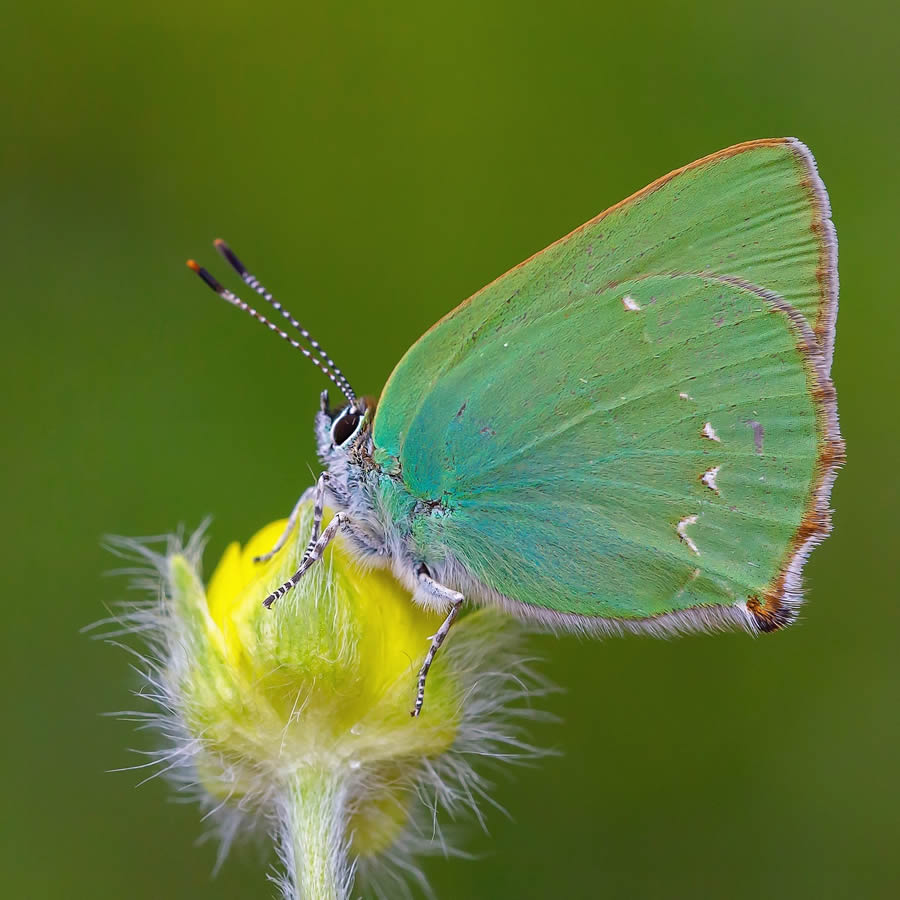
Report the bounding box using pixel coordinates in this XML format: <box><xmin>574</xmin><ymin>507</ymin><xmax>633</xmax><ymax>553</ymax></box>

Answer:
<box><xmin>331</xmin><ymin>410</ymin><xmax>361</xmax><ymax>446</ymax></box>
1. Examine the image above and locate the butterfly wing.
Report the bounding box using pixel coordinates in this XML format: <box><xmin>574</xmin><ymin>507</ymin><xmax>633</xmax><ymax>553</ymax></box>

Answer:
<box><xmin>373</xmin><ymin>139</ymin><xmax>843</xmax><ymax>633</ymax></box>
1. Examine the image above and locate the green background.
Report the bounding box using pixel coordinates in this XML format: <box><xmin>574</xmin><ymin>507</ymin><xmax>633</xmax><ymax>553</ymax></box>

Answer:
<box><xmin>3</xmin><ymin>2</ymin><xmax>898</xmax><ymax>898</ymax></box>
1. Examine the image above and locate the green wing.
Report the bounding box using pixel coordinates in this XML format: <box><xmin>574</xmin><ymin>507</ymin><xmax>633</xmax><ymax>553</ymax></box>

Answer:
<box><xmin>373</xmin><ymin>139</ymin><xmax>843</xmax><ymax>633</ymax></box>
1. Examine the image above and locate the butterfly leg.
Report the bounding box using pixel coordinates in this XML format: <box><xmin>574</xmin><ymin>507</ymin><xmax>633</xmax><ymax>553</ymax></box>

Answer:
<box><xmin>411</xmin><ymin>567</ymin><xmax>464</xmax><ymax>718</ymax></box>
<box><xmin>253</xmin><ymin>473</ymin><xmax>330</xmax><ymax>563</ymax></box>
<box><xmin>262</xmin><ymin>504</ymin><xmax>345</xmax><ymax>608</ymax></box>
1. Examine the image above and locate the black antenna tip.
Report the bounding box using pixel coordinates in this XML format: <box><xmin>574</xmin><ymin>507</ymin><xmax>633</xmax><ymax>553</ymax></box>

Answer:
<box><xmin>186</xmin><ymin>259</ymin><xmax>225</xmax><ymax>294</ymax></box>
<box><xmin>214</xmin><ymin>239</ymin><xmax>248</xmax><ymax>277</ymax></box>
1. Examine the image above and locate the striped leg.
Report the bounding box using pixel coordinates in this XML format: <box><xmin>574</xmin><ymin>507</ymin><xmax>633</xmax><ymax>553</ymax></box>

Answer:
<box><xmin>411</xmin><ymin>568</ymin><xmax>465</xmax><ymax>718</ymax></box>
<box><xmin>255</xmin><ymin>474</ymin><xmax>329</xmax><ymax>564</ymax></box>
<box><xmin>262</xmin><ymin>512</ymin><xmax>346</xmax><ymax>608</ymax></box>
<box><xmin>253</xmin><ymin>482</ymin><xmax>316</xmax><ymax>564</ymax></box>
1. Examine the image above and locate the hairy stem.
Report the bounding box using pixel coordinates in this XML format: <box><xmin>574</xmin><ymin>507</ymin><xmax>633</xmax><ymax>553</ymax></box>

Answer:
<box><xmin>278</xmin><ymin>769</ymin><xmax>352</xmax><ymax>900</ymax></box>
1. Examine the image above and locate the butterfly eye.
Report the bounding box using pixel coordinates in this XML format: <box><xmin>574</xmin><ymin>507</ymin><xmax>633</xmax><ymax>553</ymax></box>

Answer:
<box><xmin>331</xmin><ymin>408</ymin><xmax>362</xmax><ymax>446</ymax></box>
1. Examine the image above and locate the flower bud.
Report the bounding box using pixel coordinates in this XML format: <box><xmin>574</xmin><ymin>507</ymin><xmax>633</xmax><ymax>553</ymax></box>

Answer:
<box><xmin>107</xmin><ymin>504</ymin><xmax>548</xmax><ymax>899</ymax></box>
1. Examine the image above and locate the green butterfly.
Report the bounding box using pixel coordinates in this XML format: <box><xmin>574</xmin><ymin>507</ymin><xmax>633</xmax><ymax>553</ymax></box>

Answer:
<box><xmin>189</xmin><ymin>138</ymin><xmax>844</xmax><ymax>715</ymax></box>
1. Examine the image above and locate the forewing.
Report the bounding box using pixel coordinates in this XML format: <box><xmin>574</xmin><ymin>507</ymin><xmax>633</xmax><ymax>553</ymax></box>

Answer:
<box><xmin>373</xmin><ymin>139</ymin><xmax>842</xmax><ymax>632</ymax></box>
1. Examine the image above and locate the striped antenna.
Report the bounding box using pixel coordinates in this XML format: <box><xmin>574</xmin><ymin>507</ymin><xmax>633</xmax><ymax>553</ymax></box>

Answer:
<box><xmin>212</xmin><ymin>239</ymin><xmax>356</xmax><ymax>401</ymax></box>
<box><xmin>186</xmin><ymin>259</ymin><xmax>359</xmax><ymax>408</ymax></box>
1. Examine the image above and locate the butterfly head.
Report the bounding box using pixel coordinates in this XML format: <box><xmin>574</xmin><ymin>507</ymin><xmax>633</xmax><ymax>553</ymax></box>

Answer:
<box><xmin>315</xmin><ymin>390</ymin><xmax>376</xmax><ymax>464</ymax></box>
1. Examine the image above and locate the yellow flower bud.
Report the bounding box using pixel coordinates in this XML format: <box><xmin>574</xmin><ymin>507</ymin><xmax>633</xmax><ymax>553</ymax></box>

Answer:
<box><xmin>106</xmin><ymin>504</ymin><xmax>548</xmax><ymax>899</ymax></box>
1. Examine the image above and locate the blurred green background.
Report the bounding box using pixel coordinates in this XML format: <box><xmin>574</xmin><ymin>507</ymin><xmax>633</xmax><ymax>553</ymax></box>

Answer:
<box><xmin>3</xmin><ymin>1</ymin><xmax>898</xmax><ymax>897</ymax></box>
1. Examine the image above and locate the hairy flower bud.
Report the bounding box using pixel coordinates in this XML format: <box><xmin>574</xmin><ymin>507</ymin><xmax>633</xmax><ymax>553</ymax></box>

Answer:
<box><xmin>104</xmin><ymin>504</ymin><xmax>549</xmax><ymax>899</ymax></box>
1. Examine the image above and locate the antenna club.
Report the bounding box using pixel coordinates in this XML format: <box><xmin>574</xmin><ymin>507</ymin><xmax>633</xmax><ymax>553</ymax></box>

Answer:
<box><xmin>187</xmin><ymin>259</ymin><xmax>225</xmax><ymax>294</ymax></box>
<box><xmin>214</xmin><ymin>238</ymin><xmax>248</xmax><ymax>276</ymax></box>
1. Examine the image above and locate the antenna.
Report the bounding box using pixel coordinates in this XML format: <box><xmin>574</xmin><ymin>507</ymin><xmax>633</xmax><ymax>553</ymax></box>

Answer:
<box><xmin>212</xmin><ymin>240</ymin><xmax>356</xmax><ymax>401</ymax></box>
<box><xmin>186</xmin><ymin>259</ymin><xmax>359</xmax><ymax>409</ymax></box>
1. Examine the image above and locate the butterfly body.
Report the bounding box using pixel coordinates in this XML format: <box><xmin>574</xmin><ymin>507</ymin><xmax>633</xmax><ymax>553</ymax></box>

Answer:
<box><xmin>189</xmin><ymin>137</ymin><xmax>843</xmax><ymax>712</ymax></box>
<box><xmin>313</xmin><ymin>138</ymin><xmax>842</xmax><ymax>636</ymax></box>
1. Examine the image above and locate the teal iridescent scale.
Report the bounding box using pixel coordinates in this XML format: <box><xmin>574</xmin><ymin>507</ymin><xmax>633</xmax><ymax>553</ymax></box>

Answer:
<box><xmin>371</xmin><ymin>139</ymin><xmax>843</xmax><ymax>631</ymax></box>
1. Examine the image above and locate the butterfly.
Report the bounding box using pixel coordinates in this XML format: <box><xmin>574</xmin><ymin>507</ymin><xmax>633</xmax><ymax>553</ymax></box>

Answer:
<box><xmin>188</xmin><ymin>138</ymin><xmax>843</xmax><ymax>716</ymax></box>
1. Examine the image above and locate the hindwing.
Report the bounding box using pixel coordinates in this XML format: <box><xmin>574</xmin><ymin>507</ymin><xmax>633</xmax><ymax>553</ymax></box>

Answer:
<box><xmin>373</xmin><ymin>139</ymin><xmax>843</xmax><ymax>632</ymax></box>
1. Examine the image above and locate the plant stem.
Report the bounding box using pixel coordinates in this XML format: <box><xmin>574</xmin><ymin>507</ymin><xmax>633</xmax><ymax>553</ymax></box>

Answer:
<box><xmin>279</xmin><ymin>769</ymin><xmax>351</xmax><ymax>900</ymax></box>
